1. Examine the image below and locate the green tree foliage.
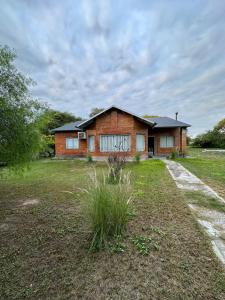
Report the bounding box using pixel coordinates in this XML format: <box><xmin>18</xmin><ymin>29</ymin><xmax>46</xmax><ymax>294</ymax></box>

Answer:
<box><xmin>192</xmin><ymin>118</ymin><xmax>225</xmax><ymax>148</ymax></box>
<box><xmin>38</xmin><ymin>109</ymin><xmax>82</xmax><ymax>157</ymax></box>
<box><xmin>142</xmin><ymin>115</ymin><xmax>160</xmax><ymax>118</ymax></box>
<box><xmin>0</xmin><ymin>45</ymin><xmax>45</xmax><ymax>166</ymax></box>
<box><xmin>89</xmin><ymin>107</ymin><xmax>104</xmax><ymax>118</ymax></box>
<box><xmin>40</xmin><ymin>109</ymin><xmax>82</xmax><ymax>135</ymax></box>
<box><xmin>214</xmin><ymin>118</ymin><xmax>225</xmax><ymax>134</ymax></box>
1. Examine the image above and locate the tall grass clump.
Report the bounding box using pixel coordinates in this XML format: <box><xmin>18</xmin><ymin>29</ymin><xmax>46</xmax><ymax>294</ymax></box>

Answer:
<box><xmin>86</xmin><ymin>170</ymin><xmax>132</xmax><ymax>251</ymax></box>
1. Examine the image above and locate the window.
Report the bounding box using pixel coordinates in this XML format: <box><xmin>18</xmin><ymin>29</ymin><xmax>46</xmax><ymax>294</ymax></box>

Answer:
<box><xmin>136</xmin><ymin>134</ymin><xmax>145</xmax><ymax>151</ymax></box>
<box><xmin>100</xmin><ymin>135</ymin><xmax>130</xmax><ymax>152</ymax></box>
<box><xmin>160</xmin><ymin>136</ymin><xmax>175</xmax><ymax>148</ymax></box>
<box><xmin>88</xmin><ymin>135</ymin><xmax>95</xmax><ymax>152</ymax></box>
<box><xmin>66</xmin><ymin>138</ymin><xmax>79</xmax><ymax>149</ymax></box>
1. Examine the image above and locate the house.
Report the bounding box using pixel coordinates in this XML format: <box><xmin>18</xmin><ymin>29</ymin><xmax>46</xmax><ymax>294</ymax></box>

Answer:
<box><xmin>52</xmin><ymin>105</ymin><xmax>191</xmax><ymax>159</ymax></box>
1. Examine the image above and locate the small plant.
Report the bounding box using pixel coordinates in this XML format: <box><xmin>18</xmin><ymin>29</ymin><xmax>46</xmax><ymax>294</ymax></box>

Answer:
<box><xmin>86</xmin><ymin>153</ymin><xmax>93</xmax><ymax>163</ymax></box>
<box><xmin>134</xmin><ymin>152</ymin><xmax>141</xmax><ymax>163</ymax></box>
<box><xmin>85</xmin><ymin>170</ymin><xmax>132</xmax><ymax>251</ymax></box>
<box><xmin>170</xmin><ymin>150</ymin><xmax>178</xmax><ymax>159</ymax></box>
<box><xmin>132</xmin><ymin>235</ymin><xmax>159</xmax><ymax>255</ymax></box>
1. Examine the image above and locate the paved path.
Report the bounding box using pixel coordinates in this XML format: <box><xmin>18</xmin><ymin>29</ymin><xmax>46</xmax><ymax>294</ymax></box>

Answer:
<box><xmin>163</xmin><ymin>159</ymin><xmax>225</xmax><ymax>265</ymax></box>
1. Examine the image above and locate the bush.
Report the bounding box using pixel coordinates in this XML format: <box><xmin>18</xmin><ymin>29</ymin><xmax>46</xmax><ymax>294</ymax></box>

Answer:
<box><xmin>170</xmin><ymin>150</ymin><xmax>178</xmax><ymax>159</ymax></box>
<box><xmin>86</xmin><ymin>153</ymin><xmax>93</xmax><ymax>163</ymax></box>
<box><xmin>86</xmin><ymin>171</ymin><xmax>132</xmax><ymax>251</ymax></box>
<box><xmin>134</xmin><ymin>152</ymin><xmax>141</xmax><ymax>163</ymax></box>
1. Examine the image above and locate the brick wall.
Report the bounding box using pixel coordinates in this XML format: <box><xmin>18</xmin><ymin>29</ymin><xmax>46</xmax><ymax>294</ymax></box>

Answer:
<box><xmin>86</xmin><ymin>109</ymin><xmax>148</xmax><ymax>158</ymax></box>
<box><xmin>55</xmin><ymin>131</ymin><xmax>87</xmax><ymax>157</ymax></box>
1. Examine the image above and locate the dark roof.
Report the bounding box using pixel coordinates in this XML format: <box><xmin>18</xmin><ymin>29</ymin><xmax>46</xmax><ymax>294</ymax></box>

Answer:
<box><xmin>144</xmin><ymin>117</ymin><xmax>191</xmax><ymax>128</ymax></box>
<box><xmin>51</xmin><ymin>121</ymin><xmax>83</xmax><ymax>132</ymax></box>
<box><xmin>78</xmin><ymin>105</ymin><xmax>155</xmax><ymax>128</ymax></box>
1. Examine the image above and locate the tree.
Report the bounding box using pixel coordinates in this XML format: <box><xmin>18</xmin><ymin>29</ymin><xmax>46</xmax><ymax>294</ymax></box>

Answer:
<box><xmin>142</xmin><ymin>115</ymin><xmax>161</xmax><ymax>118</ymax></box>
<box><xmin>38</xmin><ymin>109</ymin><xmax>82</xmax><ymax>157</ymax></box>
<box><xmin>89</xmin><ymin>107</ymin><xmax>104</xmax><ymax>118</ymax></box>
<box><xmin>39</xmin><ymin>109</ymin><xmax>82</xmax><ymax>135</ymax></box>
<box><xmin>0</xmin><ymin>45</ymin><xmax>45</xmax><ymax>166</ymax></box>
<box><xmin>214</xmin><ymin>118</ymin><xmax>225</xmax><ymax>134</ymax></box>
<box><xmin>192</xmin><ymin>118</ymin><xmax>225</xmax><ymax>149</ymax></box>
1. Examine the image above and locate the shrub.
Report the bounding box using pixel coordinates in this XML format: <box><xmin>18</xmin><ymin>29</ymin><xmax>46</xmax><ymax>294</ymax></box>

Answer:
<box><xmin>134</xmin><ymin>152</ymin><xmax>141</xmax><ymax>163</ymax></box>
<box><xmin>170</xmin><ymin>150</ymin><xmax>178</xmax><ymax>159</ymax></box>
<box><xmin>86</xmin><ymin>153</ymin><xmax>93</xmax><ymax>163</ymax></box>
<box><xmin>86</xmin><ymin>170</ymin><xmax>132</xmax><ymax>251</ymax></box>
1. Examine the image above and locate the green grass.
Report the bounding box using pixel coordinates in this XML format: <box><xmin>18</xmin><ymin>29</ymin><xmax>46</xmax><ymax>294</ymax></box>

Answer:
<box><xmin>1</xmin><ymin>159</ymin><xmax>225</xmax><ymax>299</ymax></box>
<box><xmin>185</xmin><ymin>191</ymin><xmax>225</xmax><ymax>213</ymax></box>
<box><xmin>177</xmin><ymin>147</ymin><xmax>225</xmax><ymax>198</ymax></box>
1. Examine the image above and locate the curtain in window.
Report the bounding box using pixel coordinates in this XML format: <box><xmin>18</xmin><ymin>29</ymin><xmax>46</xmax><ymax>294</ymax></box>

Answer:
<box><xmin>100</xmin><ymin>135</ymin><xmax>130</xmax><ymax>152</ymax></box>
<box><xmin>160</xmin><ymin>136</ymin><xmax>174</xmax><ymax>148</ymax></box>
<box><xmin>66</xmin><ymin>138</ymin><xmax>79</xmax><ymax>149</ymax></box>
<box><xmin>136</xmin><ymin>134</ymin><xmax>145</xmax><ymax>151</ymax></box>
<box><xmin>88</xmin><ymin>136</ymin><xmax>95</xmax><ymax>152</ymax></box>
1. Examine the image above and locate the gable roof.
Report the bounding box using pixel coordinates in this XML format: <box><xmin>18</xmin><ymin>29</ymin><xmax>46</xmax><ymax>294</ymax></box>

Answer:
<box><xmin>144</xmin><ymin>117</ymin><xmax>191</xmax><ymax>128</ymax></box>
<box><xmin>51</xmin><ymin>121</ymin><xmax>83</xmax><ymax>132</ymax></box>
<box><xmin>78</xmin><ymin>105</ymin><xmax>155</xmax><ymax>128</ymax></box>
<box><xmin>51</xmin><ymin>106</ymin><xmax>191</xmax><ymax>132</ymax></box>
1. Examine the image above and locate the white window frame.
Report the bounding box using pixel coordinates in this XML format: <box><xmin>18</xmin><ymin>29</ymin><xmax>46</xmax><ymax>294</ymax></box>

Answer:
<box><xmin>136</xmin><ymin>134</ymin><xmax>145</xmax><ymax>152</ymax></box>
<box><xmin>100</xmin><ymin>135</ymin><xmax>131</xmax><ymax>152</ymax></box>
<box><xmin>65</xmin><ymin>137</ymin><xmax>79</xmax><ymax>149</ymax></box>
<box><xmin>88</xmin><ymin>135</ymin><xmax>95</xmax><ymax>152</ymax></box>
<box><xmin>160</xmin><ymin>136</ymin><xmax>175</xmax><ymax>148</ymax></box>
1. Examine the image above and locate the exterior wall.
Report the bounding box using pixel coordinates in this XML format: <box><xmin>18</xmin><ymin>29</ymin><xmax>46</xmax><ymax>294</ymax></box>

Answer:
<box><xmin>86</xmin><ymin>109</ymin><xmax>148</xmax><ymax>159</ymax></box>
<box><xmin>55</xmin><ymin>131</ymin><xmax>87</xmax><ymax>157</ymax></box>
<box><xmin>149</xmin><ymin>127</ymin><xmax>187</xmax><ymax>156</ymax></box>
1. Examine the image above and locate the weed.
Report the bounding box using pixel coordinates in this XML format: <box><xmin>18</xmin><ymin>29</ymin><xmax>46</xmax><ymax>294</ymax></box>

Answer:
<box><xmin>132</xmin><ymin>235</ymin><xmax>159</xmax><ymax>255</ymax></box>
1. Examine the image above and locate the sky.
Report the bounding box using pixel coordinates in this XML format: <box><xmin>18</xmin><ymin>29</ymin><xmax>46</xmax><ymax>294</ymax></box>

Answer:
<box><xmin>0</xmin><ymin>0</ymin><xmax>225</xmax><ymax>136</ymax></box>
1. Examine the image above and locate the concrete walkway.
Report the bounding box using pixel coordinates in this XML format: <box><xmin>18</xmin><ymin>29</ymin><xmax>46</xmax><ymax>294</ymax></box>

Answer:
<box><xmin>163</xmin><ymin>159</ymin><xmax>225</xmax><ymax>265</ymax></box>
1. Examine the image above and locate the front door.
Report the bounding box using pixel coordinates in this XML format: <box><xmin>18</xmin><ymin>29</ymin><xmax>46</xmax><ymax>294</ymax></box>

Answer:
<box><xmin>148</xmin><ymin>137</ymin><xmax>155</xmax><ymax>155</ymax></box>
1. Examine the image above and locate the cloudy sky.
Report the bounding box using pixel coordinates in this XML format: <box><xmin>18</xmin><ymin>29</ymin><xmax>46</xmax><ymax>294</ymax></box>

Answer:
<box><xmin>1</xmin><ymin>0</ymin><xmax>225</xmax><ymax>135</ymax></box>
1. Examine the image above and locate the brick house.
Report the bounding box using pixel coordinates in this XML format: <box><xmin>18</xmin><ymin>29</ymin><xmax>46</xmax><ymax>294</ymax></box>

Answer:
<box><xmin>52</xmin><ymin>106</ymin><xmax>191</xmax><ymax>159</ymax></box>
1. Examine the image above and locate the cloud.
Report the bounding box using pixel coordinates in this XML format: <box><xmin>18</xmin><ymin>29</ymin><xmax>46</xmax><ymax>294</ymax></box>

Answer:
<box><xmin>0</xmin><ymin>0</ymin><xmax>225</xmax><ymax>135</ymax></box>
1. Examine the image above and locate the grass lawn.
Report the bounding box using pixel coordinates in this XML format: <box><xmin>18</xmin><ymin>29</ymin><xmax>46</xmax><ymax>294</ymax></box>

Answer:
<box><xmin>177</xmin><ymin>147</ymin><xmax>225</xmax><ymax>198</ymax></box>
<box><xmin>1</xmin><ymin>159</ymin><xmax>225</xmax><ymax>299</ymax></box>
